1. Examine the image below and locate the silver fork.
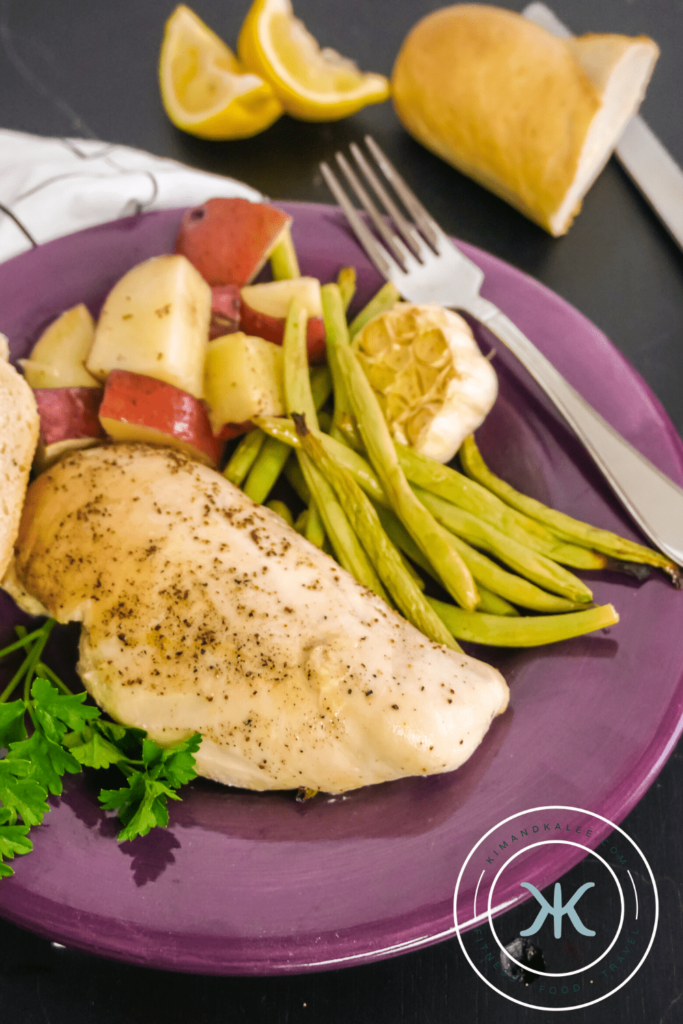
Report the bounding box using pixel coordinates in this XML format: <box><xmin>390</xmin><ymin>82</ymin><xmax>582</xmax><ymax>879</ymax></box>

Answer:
<box><xmin>320</xmin><ymin>136</ymin><xmax>683</xmax><ymax>568</ymax></box>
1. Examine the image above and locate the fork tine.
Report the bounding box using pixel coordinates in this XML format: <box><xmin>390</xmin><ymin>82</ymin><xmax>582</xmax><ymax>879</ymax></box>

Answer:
<box><xmin>319</xmin><ymin>161</ymin><xmax>396</xmax><ymax>281</ymax></box>
<box><xmin>334</xmin><ymin>152</ymin><xmax>409</xmax><ymax>271</ymax></box>
<box><xmin>349</xmin><ymin>141</ymin><xmax>426</xmax><ymax>259</ymax></box>
<box><xmin>364</xmin><ymin>136</ymin><xmax>443</xmax><ymax>251</ymax></box>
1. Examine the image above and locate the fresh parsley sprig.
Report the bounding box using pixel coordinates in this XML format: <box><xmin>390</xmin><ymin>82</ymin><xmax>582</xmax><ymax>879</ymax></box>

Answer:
<box><xmin>0</xmin><ymin>620</ymin><xmax>200</xmax><ymax>876</ymax></box>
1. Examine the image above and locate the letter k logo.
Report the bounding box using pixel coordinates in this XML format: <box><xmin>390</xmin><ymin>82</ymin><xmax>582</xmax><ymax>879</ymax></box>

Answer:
<box><xmin>520</xmin><ymin>882</ymin><xmax>596</xmax><ymax>940</ymax></box>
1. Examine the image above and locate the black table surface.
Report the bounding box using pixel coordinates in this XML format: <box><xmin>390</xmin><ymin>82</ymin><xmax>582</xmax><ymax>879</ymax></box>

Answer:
<box><xmin>1</xmin><ymin>1</ymin><xmax>682</xmax><ymax>1021</ymax></box>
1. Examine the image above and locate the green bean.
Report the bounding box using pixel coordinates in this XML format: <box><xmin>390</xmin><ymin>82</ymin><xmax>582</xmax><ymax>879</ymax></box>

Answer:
<box><xmin>335</xmin><ymin>344</ymin><xmax>479</xmax><ymax>610</ymax></box>
<box><xmin>294</xmin><ymin>509</ymin><xmax>309</xmax><ymax>535</ymax></box>
<box><xmin>439</xmin><ymin>529</ymin><xmax>585</xmax><ymax>614</ymax></box>
<box><xmin>322</xmin><ymin>533</ymin><xmax>335</xmax><ymax>557</ymax></box>
<box><xmin>223</xmin><ymin>429</ymin><xmax>266</xmax><ymax>487</ymax></box>
<box><xmin>269</xmin><ymin>229</ymin><xmax>300</xmax><ymax>280</ymax></box>
<box><xmin>296</xmin><ymin>418</ymin><xmax>460</xmax><ymax>650</ymax></box>
<box><xmin>257</xmin><ymin>415</ymin><xmax>384</xmax><ymax>501</ymax></box>
<box><xmin>242</xmin><ymin>366</ymin><xmax>330</xmax><ymax>504</ymax></box>
<box><xmin>414</xmin><ymin>486</ymin><xmax>593</xmax><ymax>603</ymax></box>
<box><xmin>265</xmin><ymin>500</ymin><xmax>294</xmax><ymax>528</ymax></box>
<box><xmin>460</xmin><ymin>435</ymin><xmax>678</xmax><ymax>577</ymax></box>
<box><xmin>398</xmin><ymin>552</ymin><xmax>426</xmax><ymax>591</ymax></box>
<box><xmin>374</xmin><ymin>494</ymin><xmax>584</xmax><ymax>612</ymax></box>
<box><xmin>283</xmin><ymin>296</ymin><xmax>387</xmax><ymax>600</ymax></box>
<box><xmin>304</xmin><ymin>500</ymin><xmax>326</xmax><ymax>548</ymax></box>
<box><xmin>372</xmin><ymin>503</ymin><xmax>441</xmax><ymax>577</ymax></box>
<box><xmin>254</xmin><ymin>416</ymin><xmax>584</xmax><ymax>612</ymax></box>
<box><xmin>321</xmin><ymin>283</ymin><xmax>362</xmax><ymax>449</ymax></box>
<box><xmin>428</xmin><ymin>598</ymin><xmax>619</xmax><ymax>647</ymax></box>
<box><xmin>372</xmin><ymin>503</ymin><xmax>518</xmax><ymax>616</ymax></box>
<box><xmin>317</xmin><ymin>410</ymin><xmax>332</xmax><ymax>433</ymax></box>
<box><xmin>243</xmin><ymin>437</ymin><xmax>291</xmax><ymax>504</ymax></box>
<box><xmin>474</xmin><ymin>588</ymin><xmax>520</xmax><ymax>617</ymax></box>
<box><xmin>284</xmin><ymin>458</ymin><xmax>310</xmax><ymax>504</ymax></box>
<box><xmin>394</xmin><ymin>442</ymin><xmax>606</xmax><ymax>570</ymax></box>
<box><xmin>310</xmin><ymin>365</ymin><xmax>333</xmax><ymax>410</ymax></box>
<box><xmin>336</xmin><ymin>266</ymin><xmax>356</xmax><ymax>311</ymax></box>
<box><xmin>348</xmin><ymin>281</ymin><xmax>401</xmax><ymax>340</ymax></box>
<box><xmin>283</xmin><ymin>298</ymin><xmax>317</xmax><ymax>425</ymax></box>
<box><xmin>300</xmin><ymin>452</ymin><xmax>389</xmax><ymax>599</ymax></box>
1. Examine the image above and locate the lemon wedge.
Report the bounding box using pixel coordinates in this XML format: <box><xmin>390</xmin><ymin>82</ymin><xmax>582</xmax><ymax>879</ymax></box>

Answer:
<box><xmin>159</xmin><ymin>5</ymin><xmax>283</xmax><ymax>139</ymax></box>
<box><xmin>353</xmin><ymin>304</ymin><xmax>498</xmax><ymax>464</ymax></box>
<box><xmin>237</xmin><ymin>0</ymin><xmax>390</xmax><ymax>121</ymax></box>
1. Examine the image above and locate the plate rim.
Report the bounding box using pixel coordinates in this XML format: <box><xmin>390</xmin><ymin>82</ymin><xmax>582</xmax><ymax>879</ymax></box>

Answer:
<box><xmin>1</xmin><ymin>201</ymin><xmax>682</xmax><ymax>975</ymax></box>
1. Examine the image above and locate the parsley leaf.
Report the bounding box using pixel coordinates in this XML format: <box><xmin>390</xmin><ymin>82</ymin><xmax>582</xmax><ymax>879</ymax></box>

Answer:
<box><xmin>99</xmin><ymin>733</ymin><xmax>201</xmax><ymax>842</ymax></box>
<box><xmin>0</xmin><ymin>759</ymin><xmax>50</xmax><ymax>826</ymax></box>
<box><xmin>0</xmin><ymin>701</ymin><xmax>27</xmax><ymax>747</ymax></box>
<box><xmin>142</xmin><ymin>733</ymin><xmax>201</xmax><ymax>788</ymax></box>
<box><xmin>9</xmin><ymin>731</ymin><xmax>81</xmax><ymax>796</ymax></box>
<box><xmin>100</xmin><ymin>773</ymin><xmax>178</xmax><ymax>841</ymax></box>
<box><xmin>0</xmin><ymin>809</ymin><xmax>32</xmax><ymax>877</ymax></box>
<box><xmin>30</xmin><ymin>678</ymin><xmax>99</xmax><ymax>742</ymax></box>
<box><xmin>2</xmin><ymin>623</ymin><xmax>202</xmax><ymax>871</ymax></box>
<box><xmin>63</xmin><ymin>721</ymin><xmax>131</xmax><ymax>770</ymax></box>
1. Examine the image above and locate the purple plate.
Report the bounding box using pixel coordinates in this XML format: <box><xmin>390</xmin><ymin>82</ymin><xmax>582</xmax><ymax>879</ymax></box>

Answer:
<box><xmin>1</xmin><ymin>203</ymin><xmax>682</xmax><ymax>975</ymax></box>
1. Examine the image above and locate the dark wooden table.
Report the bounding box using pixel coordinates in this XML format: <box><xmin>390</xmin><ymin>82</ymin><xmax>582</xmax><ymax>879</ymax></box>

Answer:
<box><xmin>1</xmin><ymin>1</ymin><xmax>682</xmax><ymax>1021</ymax></box>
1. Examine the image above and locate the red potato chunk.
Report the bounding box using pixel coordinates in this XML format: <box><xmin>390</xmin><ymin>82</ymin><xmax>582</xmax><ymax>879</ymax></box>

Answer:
<box><xmin>99</xmin><ymin>369</ymin><xmax>223</xmax><ymax>468</ymax></box>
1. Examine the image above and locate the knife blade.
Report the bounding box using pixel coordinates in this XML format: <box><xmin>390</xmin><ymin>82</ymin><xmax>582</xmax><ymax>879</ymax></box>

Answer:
<box><xmin>523</xmin><ymin>2</ymin><xmax>683</xmax><ymax>252</ymax></box>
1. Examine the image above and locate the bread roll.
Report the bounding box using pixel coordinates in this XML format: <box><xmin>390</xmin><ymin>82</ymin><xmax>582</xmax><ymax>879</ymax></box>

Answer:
<box><xmin>0</xmin><ymin>335</ymin><xmax>40</xmax><ymax>582</ymax></box>
<box><xmin>391</xmin><ymin>5</ymin><xmax>659</xmax><ymax>235</ymax></box>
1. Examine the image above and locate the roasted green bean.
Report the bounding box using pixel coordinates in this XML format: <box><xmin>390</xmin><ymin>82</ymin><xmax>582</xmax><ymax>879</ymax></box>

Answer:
<box><xmin>394</xmin><ymin>442</ymin><xmax>605</xmax><ymax>570</ymax></box>
<box><xmin>269</xmin><ymin>230</ymin><xmax>300</xmax><ymax>280</ymax></box>
<box><xmin>223</xmin><ymin>429</ymin><xmax>266</xmax><ymax>487</ymax></box>
<box><xmin>336</xmin><ymin>266</ymin><xmax>356</xmax><ymax>311</ymax></box>
<box><xmin>284</xmin><ymin>457</ymin><xmax>310</xmax><ymax>505</ymax></box>
<box><xmin>304</xmin><ymin>499</ymin><xmax>326</xmax><ymax>548</ymax></box>
<box><xmin>242</xmin><ymin>366</ymin><xmax>331</xmax><ymax>504</ymax></box>
<box><xmin>242</xmin><ymin>436</ymin><xmax>292</xmax><ymax>504</ymax></box>
<box><xmin>348</xmin><ymin>281</ymin><xmax>401</xmax><ymax>339</ymax></box>
<box><xmin>371</xmin><ymin>503</ymin><xmax>518</xmax><ymax>616</ymax></box>
<box><xmin>428</xmin><ymin>598</ymin><xmax>619</xmax><ymax>647</ymax></box>
<box><xmin>460</xmin><ymin>434</ymin><xmax>678</xmax><ymax>579</ymax></box>
<box><xmin>254</xmin><ymin>415</ymin><xmax>581</xmax><ymax>612</ymax></box>
<box><xmin>336</xmin><ymin>343</ymin><xmax>479</xmax><ymax>610</ymax></box>
<box><xmin>294</xmin><ymin>509</ymin><xmax>309</xmax><ymax>535</ymax></box>
<box><xmin>415</xmin><ymin>486</ymin><xmax>593</xmax><ymax>603</ymax></box>
<box><xmin>321</xmin><ymin>283</ymin><xmax>362</xmax><ymax>449</ymax></box>
<box><xmin>265</xmin><ymin>500</ymin><xmax>294</xmax><ymax>528</ymax></box>
<box><xmin>296</xmin><ymin>417</ymin><xmax>460</xmax><ymax>650</ymax></box>
<box><xmin>283</xmin><ymin>297</ymin><xmax>387</xmax><ymax>599</ymax></box>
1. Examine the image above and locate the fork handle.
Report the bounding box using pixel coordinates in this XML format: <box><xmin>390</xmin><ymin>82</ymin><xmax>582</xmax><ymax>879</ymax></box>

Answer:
<box><xmin>469</xmin><ymin>297</ymin><xmax>683</xmax><ymax>566</ymax></box>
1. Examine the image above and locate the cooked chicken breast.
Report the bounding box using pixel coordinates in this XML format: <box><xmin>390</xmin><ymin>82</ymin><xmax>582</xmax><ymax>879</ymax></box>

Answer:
<box><xmin>4</xmin><ymin>444</ymin><xmax>508</xmax><ymax>793</ymax></box>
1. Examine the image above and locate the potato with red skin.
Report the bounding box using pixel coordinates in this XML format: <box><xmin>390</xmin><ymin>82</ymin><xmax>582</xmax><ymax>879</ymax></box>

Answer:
<box><xmin>175</xmin><ymin>198</ymin><xmax>292</xmax><ymax>287</ymax></box>
<box><xmin>239</xmin><ymin>277</ymin><xmax>326</xmax><ymax>362</ymax></box>
<box><xmin>204</xmin><ymin>332</ymin><xmax>284</xmax><ymax>434</ymax></box>
<box><xmin>210</xmin><ymin>285</ymin><xmax>241</xmax><ymax>340</ymax></box>
<box><xmin>86</xmin><ymin>254</ymin><xmax>211</xmax><ymax>399</ymax></box>
<box><xmin>20</xmin><ymin>304</ymin><xmax>100</xmax><ymax>389</ymax></box>
<box><xmin>33</xmin><ymin>386</ymin><xmax>105</xmax><ymax>471</ymax></box>
<box><xmin>239</xmin><ymin>306</ymin><xmax>326</xmax><ymax>363</ymax></box>
<box><xmin>99</xmin><ymin>369</ymin><xmax>223</xmax><ymax>467</ymax></box>
<box><xmin>217</xmin><ymin>421</ymin><xmax>255</xmax><ymax>442</ymax></box>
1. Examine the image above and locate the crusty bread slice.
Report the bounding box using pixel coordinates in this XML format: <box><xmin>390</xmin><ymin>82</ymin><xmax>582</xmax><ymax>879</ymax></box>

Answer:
<box><xmin>391</xmin><ymin>5</ymin><xmax>659</xmax><ymax>235</ymax></box>
<box><xmin>0</xmin><ymin>334</ymin><xmax>40</xmax><ymax>582</ymax></box>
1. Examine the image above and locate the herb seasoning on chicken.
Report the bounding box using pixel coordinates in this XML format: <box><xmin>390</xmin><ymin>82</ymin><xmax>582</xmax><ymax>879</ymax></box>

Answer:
<box><xmin>5</xmin><ymin>444</ymin><xmax>508</xmax><ymax>794</ymax></box>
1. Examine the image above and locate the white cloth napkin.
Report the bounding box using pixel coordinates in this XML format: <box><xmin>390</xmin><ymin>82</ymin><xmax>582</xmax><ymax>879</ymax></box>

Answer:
<box><xmin>0</xmin><ymin>128</ymin><xmax>264</xmax><ymax>263</ymax></box>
